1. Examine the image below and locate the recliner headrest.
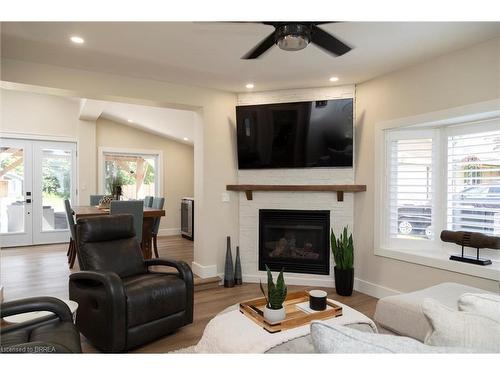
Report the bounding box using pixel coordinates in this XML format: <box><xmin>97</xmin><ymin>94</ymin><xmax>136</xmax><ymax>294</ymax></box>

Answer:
<box><xmin>77</xmin><ymin>214</ymin><xmax>136</xmax><ymax>243</ymax></box>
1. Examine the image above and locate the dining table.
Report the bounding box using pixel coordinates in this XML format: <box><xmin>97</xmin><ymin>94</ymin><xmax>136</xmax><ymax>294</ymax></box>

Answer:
<box><xmin>73</xmin><ymin>206</ymin><xmax>166</xmax><ymax>259</ymax></box>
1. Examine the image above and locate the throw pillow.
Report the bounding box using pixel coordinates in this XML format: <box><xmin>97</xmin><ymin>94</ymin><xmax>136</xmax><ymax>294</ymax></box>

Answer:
<box><xmin>422</xmin><ymin>298</ymin><xmax>500</xmax><ymax>352</ymax></box>
<box><xmin>310</xmin><ymin>322</ymin><xmax>477</xmax><ymax>353</ymax></box>
<box><xmin>458</xmin><ymin>293</ymin><xmax>500</xmax><ymax>323</ymax></box>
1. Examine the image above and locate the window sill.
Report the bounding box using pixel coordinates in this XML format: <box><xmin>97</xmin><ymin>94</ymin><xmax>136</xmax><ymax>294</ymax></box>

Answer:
<box><xmin>374</xmin><ymin>247</ymin><xmax>500</xmax><ymax>281</ymax></box>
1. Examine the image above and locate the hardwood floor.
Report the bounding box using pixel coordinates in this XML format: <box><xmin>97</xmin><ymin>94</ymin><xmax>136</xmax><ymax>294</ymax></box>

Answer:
<box><xmin>0</xmin><ymin>235</ymin><xmax>194</xmax><ymax>301</ymax></box>
<box><xmin>0</xmin><ymin>236</ymin><xmax>378</xmax><ymax>353</ymax></box>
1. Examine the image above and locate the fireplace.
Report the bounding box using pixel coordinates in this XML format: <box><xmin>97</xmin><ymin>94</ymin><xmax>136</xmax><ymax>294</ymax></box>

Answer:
<box><xmin>259</xmin><ymin>209</ymin><xmax>330</xmax><ymax>275</ymax></box>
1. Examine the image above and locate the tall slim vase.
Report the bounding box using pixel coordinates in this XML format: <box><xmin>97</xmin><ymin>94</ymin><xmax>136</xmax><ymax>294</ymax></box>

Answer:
<box><xmin>234</xmin><ymin>246</ymin><xmax>242</xmax><ymax>285</ymax></box>
<box><xmin>224</xmin><ymin>236</ymin><xmax>235</xmax><ymax>288</ymax></box>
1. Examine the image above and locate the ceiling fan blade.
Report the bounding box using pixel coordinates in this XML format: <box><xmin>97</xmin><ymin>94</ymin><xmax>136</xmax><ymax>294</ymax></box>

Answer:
<box><xmin>242</xmin><ymin>32</ymin><xmax>276</xmax><ymax>59</ymax></box>
<box><xmin>310</xmin><ymin>24</ymin><xmax>351</xmax><ymax>57</ymax></box>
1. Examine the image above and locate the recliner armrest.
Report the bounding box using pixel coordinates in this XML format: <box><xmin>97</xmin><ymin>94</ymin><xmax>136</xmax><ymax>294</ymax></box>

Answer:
<box><xmin>144</xmin><ymin>258</ymin><xmax>193</xmax><ymax>285</ymax></box>
<box><xmin>69</xmin><ymin>270</ymin><xmax>125</xmax><ymax>299</ymax></box>
<box><xmin>1</xmin><ymin>296</ymin><xmax>73</xmax><ymax>322</ymax></box>
<box><xmin>144</xmin><ymin>258</ymin><xmax>194</xmax><ymax>326</ymax></box>
<box><xmin>69</xmin><ymin>270</ymin><xmax>127</xmax><ymax>352</ymax></box>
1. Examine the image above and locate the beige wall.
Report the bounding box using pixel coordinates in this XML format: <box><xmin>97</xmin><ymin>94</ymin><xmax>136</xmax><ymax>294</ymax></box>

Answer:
<box><xmin>355</xmin><ymin>37</ymin><xmax>500</xmax><ymax>293</ymax></box>
<box><xmin>0</xmin><ymin>89</ymin><xmax>97</xmax><ymax>205</ymax></box>
<box><xmin>1</xmin><ymin>89</ymin><xmax>78</xmax><ymax>137</ymax></box>
<box><xmin>1</xmin><ymin>59</ymin><xmax>238</xmax><ymax>277</ymax></box>
<box><xmin>96</xmin><ymin>117</ymin><xmax>194</xmax><ymax>233</ymax></box>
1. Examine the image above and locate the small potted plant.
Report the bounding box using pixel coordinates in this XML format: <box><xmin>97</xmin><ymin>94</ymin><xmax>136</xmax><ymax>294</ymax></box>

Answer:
<box><xmin>260</xmin><ymin>265</ymin><xmax>287</xmax><ymax>323</ymax></box>
<box><xmin>331</xmin><ymin>226</ymin><xmax>354</xmax><ymax>296</ymax></box>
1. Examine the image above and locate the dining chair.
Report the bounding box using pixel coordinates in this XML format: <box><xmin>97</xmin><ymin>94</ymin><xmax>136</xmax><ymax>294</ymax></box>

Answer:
<box><xmin>151</xmin><ymin>197</ymin><xmax>165</xmax><ymax>258</ymax></box>
<box><xmin>143</xmin><ymin>196</ymin><xmax>154</xmax><ymax>208</ymax></box>
<box><xmin>110</xmin><ymin>200</ymin><xmax>144</xmax><ymax>243</ymax></box>
<box><xmin>64</xmin><ymin>199</ymin><xmax>77</xmax><ymax>269</ymax></box>
<box><xmin>89</xmin><ymin>194</ymin><xmax>105</xmax><ymax>206</ymax></box>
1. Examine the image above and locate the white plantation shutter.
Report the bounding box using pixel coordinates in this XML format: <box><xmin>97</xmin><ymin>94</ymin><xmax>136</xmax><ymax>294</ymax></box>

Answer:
<box><xmin>447</xmin><ymin>129</ymin><xmax>500</xmax><ymax>235</ymax></box>
<box><xmin>387</xmin><ymin>133</ymin><xmax>436</xmax><ymax>241</ymax></box>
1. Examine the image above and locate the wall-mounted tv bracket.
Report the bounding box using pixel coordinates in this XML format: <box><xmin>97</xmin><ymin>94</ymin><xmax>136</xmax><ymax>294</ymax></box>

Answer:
<box><xmin>440</xmin><ymin>230</ymin><xmax>500</xmax><ymax>266</ymax></box>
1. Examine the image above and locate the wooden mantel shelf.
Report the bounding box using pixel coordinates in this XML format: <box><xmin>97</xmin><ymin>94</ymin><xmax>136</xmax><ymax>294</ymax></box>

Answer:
<box><xmin>226</xmin><ymin>184</ymin><xmax>367</xmax><ymax>202</ymax></box>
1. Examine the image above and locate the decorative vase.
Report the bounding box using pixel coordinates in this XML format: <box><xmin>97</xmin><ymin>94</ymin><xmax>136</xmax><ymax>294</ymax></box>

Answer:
<box><xmin>334</xmin><ymin>266</ymin><xmax>354</xmax><ymax>296</ymax></box>
<box><xmin>234</xmin><ymin>246</ymin><xmax>242</xmax><ymax>285</ymax></box>
<box><xmin>98</xmin><ymin>195</ymin><xmax>114</xmax><ymax>209</ymax></box>
<box><xmin>114</xmin><ymin>186</ymin><xmax>122</xmax><ymax>201</ymax></box>
<box><xmin>263</xmin><ymin>306</ymin><xmax>286</xmax><ymax>323</ymax></box>
<box><xmin>224</xmin><ymin>236</ymin><xmax>235</xmax><ymax>288</ymax></box>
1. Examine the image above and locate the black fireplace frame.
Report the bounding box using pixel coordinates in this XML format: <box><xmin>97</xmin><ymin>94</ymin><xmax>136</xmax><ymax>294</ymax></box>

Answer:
<box><xmin>259</xmin><ymin>209</ymin><xmax>330</xmax><ymax>275</ymax></box>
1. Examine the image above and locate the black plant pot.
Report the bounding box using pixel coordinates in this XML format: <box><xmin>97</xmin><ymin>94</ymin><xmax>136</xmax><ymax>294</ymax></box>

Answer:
<box><xmin>334</xmin><ymin>266</ymin><xmax>354</xmax><ymax>296</ymax></box>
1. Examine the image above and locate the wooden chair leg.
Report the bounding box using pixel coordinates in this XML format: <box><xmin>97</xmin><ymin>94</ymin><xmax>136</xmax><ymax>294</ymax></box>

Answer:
<box><xmin>67</xmin><ymin>240</ymin><xmax>72</xmax><ymax>259</ymax></box>
<box><xmin>69</xmin><ymin>241</ymin><xmax>77</xmax><ymax>269</ymax></box>
<box><xmin>153</xmin><ymin>234</ymin><xmax>159</xmax><ymax>258</ymax></box>
<box><xmin>67</xmin><ymin>240</ymin><xmax>73</xmax><ymax>263</ymax></box>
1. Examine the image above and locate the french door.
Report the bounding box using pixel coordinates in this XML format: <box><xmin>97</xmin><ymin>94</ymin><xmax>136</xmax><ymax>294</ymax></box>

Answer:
<box><xmin>0</xmin><ymin>138</ymin><xmax>77</xmax><ymax>247</ymax></box>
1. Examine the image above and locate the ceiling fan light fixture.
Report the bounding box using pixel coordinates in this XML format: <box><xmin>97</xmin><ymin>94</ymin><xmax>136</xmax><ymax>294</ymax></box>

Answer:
<box><xmin>276</xmin><ymin>24</ymin><xmax>311</xmax><ymax>52</ymax></box>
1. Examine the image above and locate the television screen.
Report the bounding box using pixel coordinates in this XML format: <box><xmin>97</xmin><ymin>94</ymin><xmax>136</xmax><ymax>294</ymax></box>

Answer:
<box><xmin>236</xmin><ymin>98</ymin><xmax>353</xmax><ymax>169</ymax></box>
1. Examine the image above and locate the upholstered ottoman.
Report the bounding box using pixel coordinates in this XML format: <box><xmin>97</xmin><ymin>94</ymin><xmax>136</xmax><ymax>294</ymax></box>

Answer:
<box><xmin>374</xmin><ymin>282</ymin><xmax>489</xmax><ymax>342</ymax></box>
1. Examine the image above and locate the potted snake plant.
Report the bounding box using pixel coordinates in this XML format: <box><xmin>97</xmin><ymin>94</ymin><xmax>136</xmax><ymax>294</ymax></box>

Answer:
<box><xmin>260</xmin><ymin>265</ymin><xmax>287</xmax><ymax>323</ymax></box>
<box><xmin>331</xmin><ymin>226</ymin><xmax>354</xmax><ymax>296</ymax></box>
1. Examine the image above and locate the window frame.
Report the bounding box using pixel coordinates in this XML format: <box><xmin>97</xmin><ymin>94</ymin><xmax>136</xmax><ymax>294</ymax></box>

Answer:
<box><xmin>374</xmin><ymin>100</ymin><xmax>500</xmax><ymax>281</ymax></box>
<box><xmin>382</xmin><ymin>128</ymin><xmax>442</xmax><ymax>254</ymax></box>
<box><xmin>98</xmin><ymin>147</ymin><xmax>163</xmax><ymax>200</ymax></box>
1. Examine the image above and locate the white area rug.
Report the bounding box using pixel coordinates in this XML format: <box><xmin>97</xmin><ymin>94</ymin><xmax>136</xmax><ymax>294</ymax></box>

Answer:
<box><xmin>173</xmin><ymin>300</ymin><xmax>377</xmax><ymax>353</ymax></box>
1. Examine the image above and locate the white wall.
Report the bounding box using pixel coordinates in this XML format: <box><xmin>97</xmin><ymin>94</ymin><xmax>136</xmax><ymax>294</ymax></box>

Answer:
<box><xmin>355</xmin><ymin>36</ymin><xmax>500</xmax><ymax>294</ymax></box>
<box><xmin>1</xmin><ymin>59</ymin><xmax>238</xmax><ymax>277</ymax></box>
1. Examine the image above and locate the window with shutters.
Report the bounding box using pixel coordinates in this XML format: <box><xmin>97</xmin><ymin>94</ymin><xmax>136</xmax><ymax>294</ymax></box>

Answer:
<box><xmin>381</xmin><ymin>120</ymin><xmax>500</xmax><ymax>256</ymax></box>
<box><xmin>447</xmin><ymin>128</ymin><xmax>500</xmax><ymax>235</ymax></box>
<box><xmin>383</xmin><ymin>129</ymin><xmax>440</xmax><ymax>251</ymax></box>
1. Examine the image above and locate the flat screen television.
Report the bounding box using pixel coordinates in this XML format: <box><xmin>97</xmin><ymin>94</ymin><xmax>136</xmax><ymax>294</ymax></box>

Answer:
<box><xmin>236</xmin><ymin>98</ymin><xmax>353</xmax><ymax>169</ymax></box>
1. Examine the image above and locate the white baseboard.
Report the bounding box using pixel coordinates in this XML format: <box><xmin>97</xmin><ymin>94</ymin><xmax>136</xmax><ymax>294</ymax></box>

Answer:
<box><xmin>237</xmin><ymin>273</ymin><xmax>401</xmax><ymax>299</ymax></box>
<box><xmin>353</xmin><ymin>278</ymin><xmax>401</xmax><ymax>299</ymax></box>
<box><xmin>192</xmin><ymin>262</ymin><xmax>218</xmax><ymax>279</ymax></box>
<box><xmin>241</xmin><ymin>273</ymin><xmax>334</xmax><ymax>288</ymax></box>
<box><xmin>158</xmin><ymin>228</ymin><xmax>181</xmax><ymax>236</ymax></box>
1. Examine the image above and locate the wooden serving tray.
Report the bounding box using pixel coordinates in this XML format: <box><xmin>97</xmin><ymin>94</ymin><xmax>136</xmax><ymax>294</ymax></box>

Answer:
<box><xmin>239</xmin><ymin>290</ymin><xmax>343</xmax><ymax>333</ymax></box>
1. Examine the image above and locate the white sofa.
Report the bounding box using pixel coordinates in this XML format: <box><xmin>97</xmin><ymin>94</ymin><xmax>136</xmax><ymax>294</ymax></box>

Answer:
<box><xmin>374</xmin><ymin>282</ymin><xmax>494</xmax><ymax>342</ymax></box>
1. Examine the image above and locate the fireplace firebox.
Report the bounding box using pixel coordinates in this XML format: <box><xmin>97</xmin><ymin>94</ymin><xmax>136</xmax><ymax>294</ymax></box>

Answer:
<box><xmin>259</xmin><ymin>209</ymin><xmax>330</xmax><ymax>275</ymax></box>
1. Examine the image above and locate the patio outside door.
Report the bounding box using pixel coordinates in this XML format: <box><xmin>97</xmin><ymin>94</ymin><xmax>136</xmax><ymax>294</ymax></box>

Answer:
<box><xmin>1</xmin><ymin>138</ymin><xmax>77</xmax><ymax>247</ymax></box>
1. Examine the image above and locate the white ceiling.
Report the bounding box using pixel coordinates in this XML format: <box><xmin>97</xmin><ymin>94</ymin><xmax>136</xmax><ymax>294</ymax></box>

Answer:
<box><xmin>78</xmin><ymin>98</ymin><xmax>195</xmax><ymax>144</ymax></box>
<box><xmin>2</xmin><ymin>22</ymin><xmax>500</xmax><ymax>92</ymax></box>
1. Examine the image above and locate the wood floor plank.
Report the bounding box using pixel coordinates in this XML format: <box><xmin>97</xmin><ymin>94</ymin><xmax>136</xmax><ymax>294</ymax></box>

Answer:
<box><xmin>1</xmin><ymin>236</ymin><xmax>378</xmax><ymax>353</ymax></box>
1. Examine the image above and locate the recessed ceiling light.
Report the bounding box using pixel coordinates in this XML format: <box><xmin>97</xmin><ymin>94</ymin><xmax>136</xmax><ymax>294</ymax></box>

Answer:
<box><xmin>245</xmin><ymin>83</ymin><xmax>255</xmax><ymax>89</ymax></box>
<box><xmin>127</xmin><ymin>119</ymin><xmax>133</xmax><ymax>123</ymax></box>
<box><xmin>70</xmin><ymin>36</ymin><xmax>85</xmax><ymax>44</ymax></box>
<box><xmin>183</xmin><ymin>137</ymin><xmax>189</xmax><ymax>141</ymax></box>
<box><xmin>329</xmin><ymin>76</ymin><xmax>339</xmax><ymax>82</ymax></box>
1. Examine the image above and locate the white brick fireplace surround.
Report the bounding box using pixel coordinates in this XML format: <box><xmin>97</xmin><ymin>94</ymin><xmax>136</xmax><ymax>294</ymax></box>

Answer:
<box><xmin>238</xmin><ymin>169</ymin><xmax>355</xmax><ymax>287</ymax></box>
<box><xmin>235</xmin><ymin>85</ymin><xmax>356</xmax><ymax>287</ymax></box>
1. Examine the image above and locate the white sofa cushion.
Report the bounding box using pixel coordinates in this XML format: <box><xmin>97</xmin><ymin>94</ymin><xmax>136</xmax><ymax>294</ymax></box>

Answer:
<box><xmin>458</xmin><ymin>293</ymin><xmax>500</xmax><ymax>323</ymax></box>
<box><xmin>423</xmin><ymin>298</ymin><xmax>500</xmax><ymax>352</ymax></box>
<box><xmin>374</xmin><ymin>282</ymin><xmax>487</xmax><ymax>341</ymax></box>
<box><xmin>310</xmin><ymin>322</ymin><xmax>478</xmax><ymax>353</ymax></box>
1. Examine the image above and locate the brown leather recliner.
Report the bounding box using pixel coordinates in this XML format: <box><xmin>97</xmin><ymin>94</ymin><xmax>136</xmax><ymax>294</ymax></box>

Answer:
<box><xmin>69</xmin><ymin>214</ymin><xmax>193</xmax><ymax>353</ymax></box>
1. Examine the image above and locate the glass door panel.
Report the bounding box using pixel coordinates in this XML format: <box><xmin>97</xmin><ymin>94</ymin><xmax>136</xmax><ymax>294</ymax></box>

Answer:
<box><xmin>33</xmin><ymin>141</ymin><xmax>76</xmax><ymax>244</ymax></box>
<box><xmin>0</xmin><ymin>139</ymin><xmax>33</xmax><ymax>247</ymax></box>
<box><xmin>41</xmin><ymin>149</ymin><xmax>71</xmax><ymax>231</ymax></box>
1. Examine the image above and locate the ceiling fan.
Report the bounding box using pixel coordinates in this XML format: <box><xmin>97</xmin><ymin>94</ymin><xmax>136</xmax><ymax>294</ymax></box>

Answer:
<box><xmin>242</xmin><ymin>22</ymin><xmax>352</xmax><ymax>59</ymax></box>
